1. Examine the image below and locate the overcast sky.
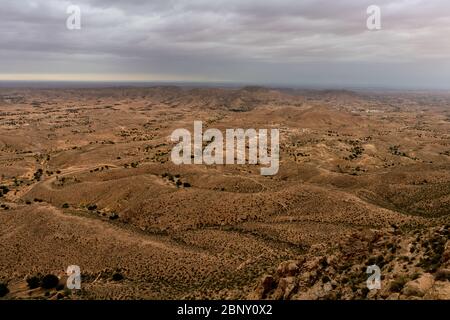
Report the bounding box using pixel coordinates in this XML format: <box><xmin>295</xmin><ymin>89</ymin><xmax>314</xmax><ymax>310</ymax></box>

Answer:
<box><xmin>1</xmin><ymin>0</ymin><xmax>450</xmax><ymax>88</ymax></box>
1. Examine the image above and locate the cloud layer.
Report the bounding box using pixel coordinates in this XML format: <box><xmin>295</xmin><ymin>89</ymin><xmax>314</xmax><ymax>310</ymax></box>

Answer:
<box><xmin>1</xmin><ymin>0</ymin><xmax>450</xmax><ymax>88</ymax></box>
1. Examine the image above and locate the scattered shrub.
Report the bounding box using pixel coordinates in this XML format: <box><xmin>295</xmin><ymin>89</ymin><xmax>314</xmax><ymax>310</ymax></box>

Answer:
<box><xmin>0</xmin><ymin>186</ymin><xmax>9</xmax><ymax>195</ymax></box>
<box><xmin>109</xmin><ymin>213</ymin><xmax>119</xmax><ymax>220</ymax></box>
<box><xmin>390</xmin><ymin>276</ymin><xmax>408</xmax><ymax>293</ymax></box>
<box><xmin>41</xmin><ymin>274</ymin><xmax>59</xmax><ymax>289</ymax></box>
<box><xmin>33</xmin><ymin>169</ymin><xmax>43</xmax><ymax>181</ymax></box>
<box><xmin>0</xmin><ymin>283</ymin><xmax>9</xmax><ymax>297</ymax></box>
<box><xmin>361</xmin><ymin>287</ymin><xmax>369</xmax><ymax>298</ymax></box>
<box><xmin>26</xmin><ymin>276</ymin><xmax>41</xmax><ymax>289</ymax></box>
<box><xmin>435</xmin><ymin>269</ymin><xmax>450</xmax><ymax>281</ymax></box>
<box><xmin>411</xmin><ymin>272</ymin><xmax>421</xmax><ymax>280</ymax></box>
<box><xmin>112</xmin><ymin>273</ymin><xmax>124</xmax><ymax>281</ymax></box>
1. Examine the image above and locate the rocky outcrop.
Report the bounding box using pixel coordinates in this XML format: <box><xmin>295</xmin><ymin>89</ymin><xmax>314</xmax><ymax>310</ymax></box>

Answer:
<box><xmin>249</xmin><ymin>224</ymin><xmax>450</xmax><ymax>300</ymax></box>
<box><xmin>402</xmin><ymin>273</ymin><xmax>434</xmax><ymax>297</ymax></box>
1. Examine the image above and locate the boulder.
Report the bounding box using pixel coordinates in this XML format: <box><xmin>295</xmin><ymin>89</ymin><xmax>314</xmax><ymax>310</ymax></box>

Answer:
<box><xmin>248</xmin><ymin>274</ymin><xmax>275</xmax><ymax>299</ymax></box>
<box><xmin>273</xmin><ymin>276</ymin><xmax>297</xmax><ymax>300</ymax></box>
<box><xmin>423</xmin><ymin>281</ymin><xmax>450</xmax><ymax>300</ymax></box>
<box><xmin>276</xmin><ymin>260</ymin><xmax>300</xmax><ymax>277</ymax></box>
<box><xmin>402</xmin><ymin>273</ymin><xmax>434</xmax><ymax>297</ymax></box>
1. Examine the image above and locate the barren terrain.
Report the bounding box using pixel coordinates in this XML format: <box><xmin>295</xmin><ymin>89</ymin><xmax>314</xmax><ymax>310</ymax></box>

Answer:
<box><xmin>0</xmin><ymin>86</ymin><xmax>449</xmax><ymax>299</ymax></box>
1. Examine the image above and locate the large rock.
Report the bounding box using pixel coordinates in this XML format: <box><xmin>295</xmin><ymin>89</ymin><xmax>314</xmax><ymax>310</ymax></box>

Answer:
<box><xmin>423</xmin><ymin>281</ymin><xmax>450</xmax><ymax>300</ymax></box>
<box><xmin>303</xmin><ymin>257</ymin><xmax>321</xmax><ymax>271</ymax></box>
<box><xmin>386</xmin><ymin>293</ymin><xmax>400</xmax><ymax>300</ymax></box>
<box><xmin>276</xmin><ymin>260</ymin><xmax>300</xmax><ymax>277</ymax></box>
<box><xmin>248</xmin><ymin>275</ymin><xmax>274</xmax><ymax>299</ymax></box>
<box><xmin>402</xmin><ymin>273</ymin><xmax>434</xmax><ymax>297</ymax></box>
<box><xmin>272</xmin><ymin>277</ymin><xmax>297</xmax><ymax>300</ymax></box>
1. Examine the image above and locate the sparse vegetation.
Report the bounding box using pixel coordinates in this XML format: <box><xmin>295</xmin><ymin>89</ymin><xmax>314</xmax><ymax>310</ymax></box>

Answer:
<box><xmin>0</xmin><ymin>88</ymin><xmax>449</xmax><ymax>300</ymax></box>
<box><xmin>87</xmin><ymin>204</ymin><xmax>98</xmax><ymax>211</ymax></box>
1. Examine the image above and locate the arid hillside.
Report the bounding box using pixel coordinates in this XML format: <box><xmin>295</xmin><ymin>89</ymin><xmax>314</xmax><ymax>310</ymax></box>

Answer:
<box><xmin>0</xmin><ymin>87</ymin><xmax>449</xmax><ymax>299</ymax></box>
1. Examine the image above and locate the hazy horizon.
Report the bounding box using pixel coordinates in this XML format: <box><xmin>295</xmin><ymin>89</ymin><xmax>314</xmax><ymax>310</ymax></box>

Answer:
<box><xmin>1</xmin><ymin>80</ymin><xmax>450</xmax><ymax>92</ymax></box>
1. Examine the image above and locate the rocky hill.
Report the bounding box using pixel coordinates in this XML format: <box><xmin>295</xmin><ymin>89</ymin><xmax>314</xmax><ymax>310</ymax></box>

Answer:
<box><xmin>251</xmin><ymin>224</ymin><xmax>450</xmax><ymax>300</ymax></box>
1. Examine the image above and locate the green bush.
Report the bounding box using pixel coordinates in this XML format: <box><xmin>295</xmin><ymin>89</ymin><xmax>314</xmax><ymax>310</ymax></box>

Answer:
<box><xmin>109</xmin><ymin>213</ymin><xmax>119</xmax><ymax>220</ymax></box>
<box><xmin>0</xmin><ymin>186</ymin><xmax>9</xmax><ymax>195</ymax></box>
<box><xmin>112</xmin><ymin>273</ymin><xmax>124</xmax><ymax>281</ymax></box>
<box><xmin>41</xmin><ymin>274</ymin><xmax>59</xmax><ymax>289</ymax></box>
<box><xmin>26</xmin><ymin>276</ymin><xmax>41</xmax><ymax>289</ymax></box>
<box><xmin>0</xmin><ymin>283</ymin><xmax>9</xmax><ymax>297</ymax></box>
<box><xmin>435</xmin><ymin>269</ymin><xmax>450</xmax><ymax>281</ymax></box>
<box><xmin>390</xmin><ymin>276</ymin><xmax>408</xmax><ymax>293</ymax></box>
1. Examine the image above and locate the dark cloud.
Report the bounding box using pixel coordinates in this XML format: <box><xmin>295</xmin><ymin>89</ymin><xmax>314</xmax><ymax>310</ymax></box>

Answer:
<box><xmin>0</xmin><ymin>0</ymin><xmax>449</xmax><ymax>88</ymax></box>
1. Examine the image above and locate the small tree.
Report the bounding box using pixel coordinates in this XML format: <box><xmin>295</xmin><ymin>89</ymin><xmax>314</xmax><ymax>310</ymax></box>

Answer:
<box><xmin>0</xmin><ymin>283</ymin><xmax>9</xmax><ymax>297</ymax></box>
<box><xmin>41</xmin><ymin>274</ymin><xmax>59</xmax><ymax>289</ymax></box>
<box><xmin>26</xmin><ymin>276</ymin><xmax>41</xmax><ymax>289</ymax></box>
<box><xmin>112</xmin><ymin>273</ymin><xmax>124</xmax><ymax>281</ymax></box>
